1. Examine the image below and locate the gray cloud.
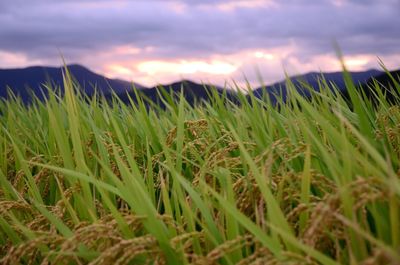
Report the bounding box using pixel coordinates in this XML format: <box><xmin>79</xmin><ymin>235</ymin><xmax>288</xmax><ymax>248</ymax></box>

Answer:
<box><xmin>0</xmin><ymin>0</ymin><xmax>399</xmax><ymax>66</ymax></box>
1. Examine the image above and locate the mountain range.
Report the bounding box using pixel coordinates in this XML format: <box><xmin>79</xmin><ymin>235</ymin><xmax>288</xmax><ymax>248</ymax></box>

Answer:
<box><xmin>0</xmin><ymin>64</ymin><xmax>143</xmax><ymax>102</ymax></box>
<box><xmin>0</xmin><ymin>64</ymin><xmax>398</xmax><ymax>105</ymax></box>
<box><xmin>253</xmin><ymin>69</ymin><xmax>383</xmax><ymax>102</ymax></box>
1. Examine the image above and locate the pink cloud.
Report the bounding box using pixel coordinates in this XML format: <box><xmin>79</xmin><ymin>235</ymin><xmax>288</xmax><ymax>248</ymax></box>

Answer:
<box><xmin>0</xmin><ymin>50</ymin><xmax>44</xmax><ymax>68</ymax></box>
<box><xmin>78</xmin><ymin>43</ymin><xmax>400</xmax><ymax>88</ymax></box>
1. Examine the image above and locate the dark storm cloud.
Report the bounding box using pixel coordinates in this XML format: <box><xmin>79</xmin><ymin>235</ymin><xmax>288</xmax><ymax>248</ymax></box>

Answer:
<box><xmin>0</xmin><ymin>0</ymin><xmax>399</xmax><ymax>63</ymax></box>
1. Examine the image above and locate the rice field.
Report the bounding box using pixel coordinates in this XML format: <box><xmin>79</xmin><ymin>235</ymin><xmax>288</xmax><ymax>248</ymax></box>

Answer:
<box><xmin>0</xmin><ymin>66</ymin><xmax>399</xmax><ymax>264</ymax></box>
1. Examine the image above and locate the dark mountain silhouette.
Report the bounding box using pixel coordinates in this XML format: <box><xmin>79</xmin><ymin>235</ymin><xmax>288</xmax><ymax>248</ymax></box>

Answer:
<box><xmin>0</xmin><ymin>64</ymin><xmax>142</xmax><ymax>102</ymax></box>
<box><xmin>0</xmin><ymin>64</ymin><xmax>398</xmax><ymax>107</ymax></box>
<box><xmin>113</xmin><ymin>80</ymin><xmax>239</xmax><ymax>108</ymax></box>
<box><xmin>253</xmin><ymin>69</ymin><xmax>383</xmax><ymax>103</ymax></box>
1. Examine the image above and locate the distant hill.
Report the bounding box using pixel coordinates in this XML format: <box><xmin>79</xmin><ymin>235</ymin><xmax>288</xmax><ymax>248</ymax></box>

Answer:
<box><xmin>0</xmin><ymin>64</ymin><xmax>143</xmax><ymax>102</ymax></box>
<box><xmin>1</xmin><ymin>64</ymin><xmax>398</xmax><ymax>106</ymax></box>
<box><xmin>253</xmin><ymin>69</ymin><xmax>383</xmax><ymax>103</ymax></box>
<box><xmin>114</xmin><ymin>80</ymin><xmax>239</xmax><ymax>107</ymax></box>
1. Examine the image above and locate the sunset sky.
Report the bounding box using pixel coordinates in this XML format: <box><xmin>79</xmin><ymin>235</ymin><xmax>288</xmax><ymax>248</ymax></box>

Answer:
<box><xmin>0</xmin><ymin>0</ymin><xmax>399</xmax><ymax>87</ymax></box>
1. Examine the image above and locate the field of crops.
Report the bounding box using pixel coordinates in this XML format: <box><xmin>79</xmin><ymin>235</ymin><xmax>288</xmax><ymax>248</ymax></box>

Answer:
<box><xmin>0</xmin><ymin>67</ymin><xmax>399</xmax><ymax>264</ymax></box>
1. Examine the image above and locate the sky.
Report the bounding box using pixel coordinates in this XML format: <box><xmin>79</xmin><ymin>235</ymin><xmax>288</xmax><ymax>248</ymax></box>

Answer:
<box><xmin>0</xmin><ymin>0</ymin><xmax>399</xmax><ymax>88</ymax></box>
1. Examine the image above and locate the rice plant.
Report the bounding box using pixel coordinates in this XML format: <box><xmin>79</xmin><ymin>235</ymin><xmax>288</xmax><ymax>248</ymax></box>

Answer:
<box><xmin>0</xmin><ymin>65</ymin><xmax>399</xmax><ymax>264</ymax></box>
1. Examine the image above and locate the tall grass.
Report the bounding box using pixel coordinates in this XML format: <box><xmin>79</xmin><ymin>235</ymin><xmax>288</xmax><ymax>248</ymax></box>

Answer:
<box><xmin>0</xmin><ymin>66</ymin><xmax>399</xmax><ymax>264</ymax></box>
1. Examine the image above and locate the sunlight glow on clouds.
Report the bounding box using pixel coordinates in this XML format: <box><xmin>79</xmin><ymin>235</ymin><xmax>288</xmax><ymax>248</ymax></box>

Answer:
<box><xmin>103</xmin><ymin>58</ymin><xmax>240</xmax><ymax>86</ymax></box>
<box><xmin>137</xmin><ymin>60</ymin><xmax>238</xmax><ymax>75</ymax></box>
<box><xmin>97</xmin><ymin>44</ymin><xmax>400</xmax><ymax>88</ymax></box>
<box><xmin>107</xmin><ymin>64</ymin><xmax>134</xmax><ymax>77</ymax></box>
<box><xmin>254</xmin><ymin>51</ymin><xmax>275</xmax><ymax>60</ymax></box>
<box><xmin>344</xmin><ymin>56</ymin><xmax>370</xmax><ymax>69</ymax></box>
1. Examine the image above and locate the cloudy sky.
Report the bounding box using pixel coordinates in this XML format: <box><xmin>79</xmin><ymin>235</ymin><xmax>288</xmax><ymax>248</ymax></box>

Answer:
<box><xmin>0</xmin><ymin>0</ymin><xmax>399</xmax><ymax>87</ymax></box>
